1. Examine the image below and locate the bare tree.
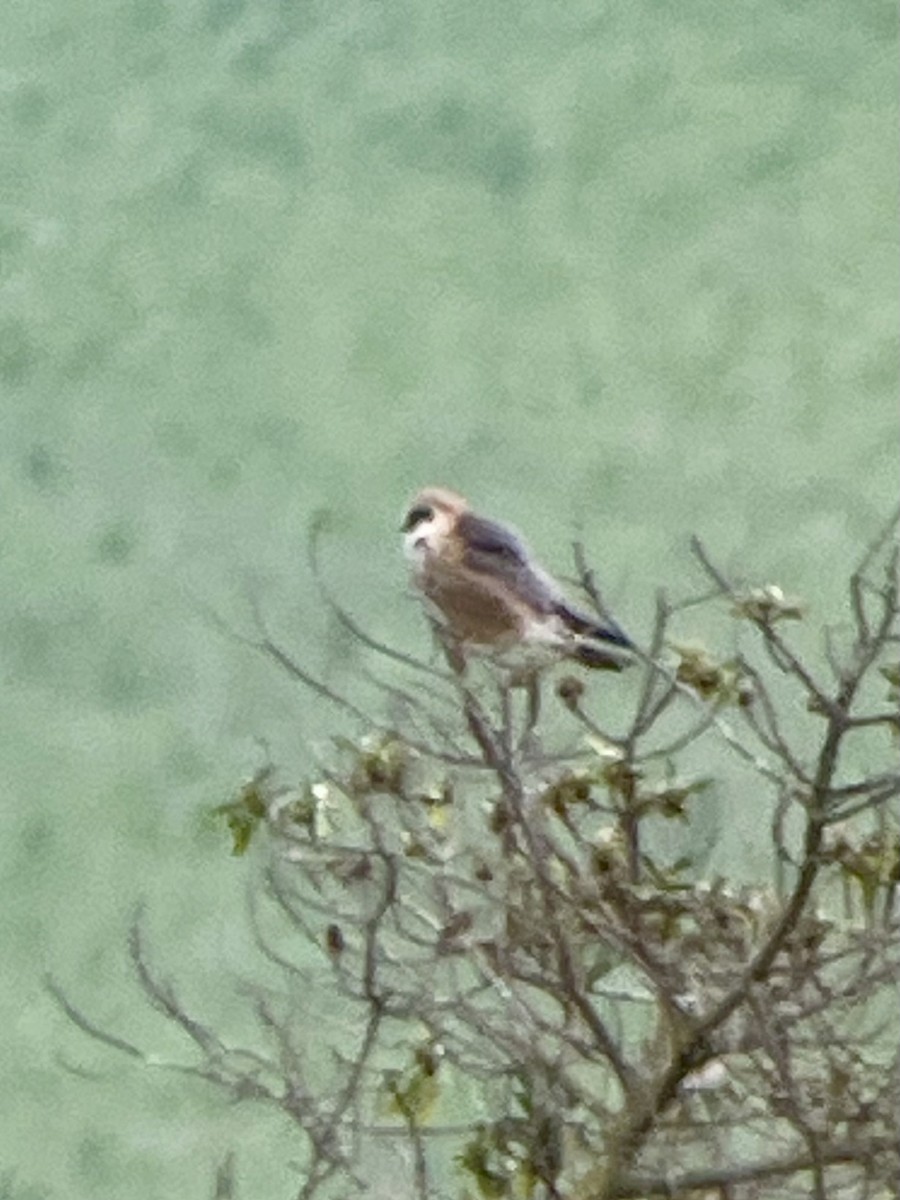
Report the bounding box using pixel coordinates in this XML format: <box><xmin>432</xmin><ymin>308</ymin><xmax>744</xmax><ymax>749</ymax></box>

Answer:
<box><xmin>50</xmin><ymin>511</ymin><xmax>900</xmax><ymax>1200</ymax></box>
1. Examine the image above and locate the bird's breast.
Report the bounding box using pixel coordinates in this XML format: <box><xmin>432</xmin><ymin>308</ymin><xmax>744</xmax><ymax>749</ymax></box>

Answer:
<box><xmin>416</xmin><ymin>561</ymin><xmax>528</xmax><ymax>644</ymax></box>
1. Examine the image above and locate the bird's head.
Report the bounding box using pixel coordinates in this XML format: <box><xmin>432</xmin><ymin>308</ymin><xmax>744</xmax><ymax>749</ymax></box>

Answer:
<box><xmin>401</xmin><ymin>487</ymin><xmax>470</xmax><ymax>563</ymax></box>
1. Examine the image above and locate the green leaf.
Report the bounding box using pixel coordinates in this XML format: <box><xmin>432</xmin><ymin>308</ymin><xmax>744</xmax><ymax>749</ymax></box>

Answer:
<box><xmin>213</xmin><ymin>768</ymin><xmax>272</xmax><ymax>856</ymax></box>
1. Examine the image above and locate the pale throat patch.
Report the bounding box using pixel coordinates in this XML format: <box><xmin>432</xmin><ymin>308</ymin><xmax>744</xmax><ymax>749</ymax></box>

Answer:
<box><xmin>403</xmin><ymin>528</ymin><xmax>432</xmax><ymax>564</ymax></box>
<box><xmin>402</xmin><ymin>510</ymin><xmax>453</xmax><ymax>564</ymax></box>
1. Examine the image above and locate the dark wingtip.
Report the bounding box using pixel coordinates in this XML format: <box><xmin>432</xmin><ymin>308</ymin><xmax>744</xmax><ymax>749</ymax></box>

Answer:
<box><xmin>555</xmin><ymin>602</ymin><xmax>634</xmax><ymax>650</ymax></box>
<box><xmin>595</xmin><ymin>622</ymin><xmax>633</xmax><ymax>650</ymax></box>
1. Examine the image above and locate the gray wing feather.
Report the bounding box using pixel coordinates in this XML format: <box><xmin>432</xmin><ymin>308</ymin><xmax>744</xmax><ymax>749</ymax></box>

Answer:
<box><xmin>457</xmin><ymin>513</ymin><xmax>562</xmax><ymax>614</ymax></box>
<box><xmin>459</xmin><ymin>512</ymin><xmax>634</xmax><ymax>650</ymax></box>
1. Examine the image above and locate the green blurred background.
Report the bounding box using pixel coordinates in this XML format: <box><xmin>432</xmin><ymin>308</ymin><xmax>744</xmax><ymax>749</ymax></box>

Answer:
<box><xmin>1</xmin><ymin>0</ymin><xmax>896</xmax><ymax>1194</ymax></box>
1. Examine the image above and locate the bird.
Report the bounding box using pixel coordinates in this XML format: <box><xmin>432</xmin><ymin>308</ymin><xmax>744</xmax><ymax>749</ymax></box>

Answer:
<box><xmin>401</xmin><ymin>487</ymin><xmax>633</xmax><ymax>671</ymax></box>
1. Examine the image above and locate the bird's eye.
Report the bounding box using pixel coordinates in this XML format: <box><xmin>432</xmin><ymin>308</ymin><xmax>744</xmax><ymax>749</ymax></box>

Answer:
<box><xmin>402</xmin><ymin>505</ymin><xmax>434</xmax><ymax>532</ymax></box>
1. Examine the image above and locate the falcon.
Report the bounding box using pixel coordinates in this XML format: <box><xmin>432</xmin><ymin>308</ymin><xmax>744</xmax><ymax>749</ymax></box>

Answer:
<box><xmin>402</xmin><ymin>487</ymin><xmax>632</xmax><ymax>670</ymax></box>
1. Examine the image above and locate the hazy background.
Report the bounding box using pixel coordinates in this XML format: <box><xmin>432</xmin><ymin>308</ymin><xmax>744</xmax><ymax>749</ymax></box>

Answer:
<box><xmin>2</xmin><ymin>0</ymin><xmax>896</xmax><ymax>1195</ymax></box>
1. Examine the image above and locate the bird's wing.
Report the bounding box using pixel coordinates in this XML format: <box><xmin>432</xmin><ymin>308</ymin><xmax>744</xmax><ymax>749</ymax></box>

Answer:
<box><xmin>457</xmin><ymin>513</ymin><xmax>562</xmax><ymax>616</ymax></box>
<box><xmin>554</xmin><ymin>600</ymin><xmax>633</xmax><ymax>649</ymax></box>
<box><xmin>458</xmin><ymin>512</ymin><xmax>633</xmax><ymax>650</ymax></box>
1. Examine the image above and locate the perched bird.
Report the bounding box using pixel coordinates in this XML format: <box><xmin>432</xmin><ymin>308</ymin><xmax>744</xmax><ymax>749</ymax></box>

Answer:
<box><xmin>401</xmin><ymin>487</ymin><xmax>633</xmax><ymax>670</ymax></box>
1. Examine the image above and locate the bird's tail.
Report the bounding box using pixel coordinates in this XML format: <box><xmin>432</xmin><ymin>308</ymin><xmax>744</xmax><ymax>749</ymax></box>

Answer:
<box><xmin>570</xmin><ymin>641</ymin><xmax>632</xmax><ymax>671</ymax></box>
